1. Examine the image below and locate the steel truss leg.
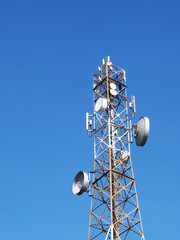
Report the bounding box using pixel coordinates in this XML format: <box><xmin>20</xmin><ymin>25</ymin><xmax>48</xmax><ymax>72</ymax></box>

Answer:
<box><xmin>105</xmin><ymin>225</ymin><xmax>121</xmax><ymax>240</ymax></box>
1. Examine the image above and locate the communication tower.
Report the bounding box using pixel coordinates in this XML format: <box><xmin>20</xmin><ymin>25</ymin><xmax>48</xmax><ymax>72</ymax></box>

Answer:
<box><xmin>72</xmin><ymin>57</ymin><xmax>150</xmax><ymax>240</ymax></box>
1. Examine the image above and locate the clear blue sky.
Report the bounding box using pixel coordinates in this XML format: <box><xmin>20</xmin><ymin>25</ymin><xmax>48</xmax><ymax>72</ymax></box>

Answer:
<box><xmin>0</xmin><ymin>0</ymin><xmax>179</xmax><ymax>239</ymax></box>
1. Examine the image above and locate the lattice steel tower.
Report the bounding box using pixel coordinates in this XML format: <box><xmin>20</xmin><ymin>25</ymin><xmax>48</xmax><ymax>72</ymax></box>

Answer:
<box><xmin>72</xmin><ymin>57</ymin><xmax>150</xmax><ymax>240</ymax></box>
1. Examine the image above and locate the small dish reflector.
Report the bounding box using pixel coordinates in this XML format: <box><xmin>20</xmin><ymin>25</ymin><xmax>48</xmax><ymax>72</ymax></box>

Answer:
<box><xmin>72</xmin><ymin>171</ymin><xmax>89</xmax><ymax>195</ymax></box>
<box><xmin>110</xmin><ymin>89</ymin><xmax>117</xmax><ymax>96</ymax></box>
<box><xmin>110</xmin><ymin>82</ymin><xmax>116</xmax><ymax>90</ymax></box>
<box><xmin>135</xmin><ymin>117</ymin><xmax>150</xmax><ymax>146</ymax></box>
<box><xmin>95</xmin><ymin>98</ymin><xmax>107</xmax><ymax>113</ymax></box>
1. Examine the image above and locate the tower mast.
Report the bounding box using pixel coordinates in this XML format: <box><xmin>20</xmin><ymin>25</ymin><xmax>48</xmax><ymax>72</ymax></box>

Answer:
<box><xmin>88</xmin><ymin>57</ymin><xmax>144</xmax><ymax>240</ymax></box>
<box><xmin>72</xmin><ymin>57</ymin><xmax>150</xmax><ymax>240</ymax></box>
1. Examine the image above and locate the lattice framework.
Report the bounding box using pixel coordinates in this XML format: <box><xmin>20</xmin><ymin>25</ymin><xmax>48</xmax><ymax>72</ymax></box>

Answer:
<box><xmin>88</xmin><ymin>59</ymin><xmax>145</xmax><ymax>240</ymax></box>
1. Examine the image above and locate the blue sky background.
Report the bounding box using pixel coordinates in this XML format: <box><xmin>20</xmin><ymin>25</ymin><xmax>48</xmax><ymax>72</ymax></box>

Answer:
<box><xmin>0</xmin><ymin>0</ymin><xmax>180</xmax><ymax>239</ymax></box>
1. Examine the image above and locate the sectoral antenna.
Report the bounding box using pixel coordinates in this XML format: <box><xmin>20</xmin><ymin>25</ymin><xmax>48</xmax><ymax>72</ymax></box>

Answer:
<box><xmin>129</xmin><ymin>95</ymin><xmax>136</xmax><ymax>116</ymax></box>
<box><xmin>86</xmin><ymin>112</ymin><xmax>95</xmax><ymax>136</ymax></box>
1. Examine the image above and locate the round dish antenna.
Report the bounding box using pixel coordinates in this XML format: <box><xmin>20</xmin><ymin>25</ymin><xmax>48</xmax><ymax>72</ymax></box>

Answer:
<box><xmin>110</xmin><ymin>82</ymin><xmax>116</xmax><ymax>90</ymax></box>
<box><xmin>72</xmin><ymin>171</ymin><xmax>90</xmax><ymax>195</ymax></box>
<box><xmin>95</xmin><ymin>98</ymin><xmax>107</xmax><ymax>113</ymax></box>
<box><xmin>110</xmin><ymin>89</ymin><xmax>117</xmax><ymax>96</ymax></box>
<box><xmin>135</xmin><ymin>117</ymin><xmax>150</xmax><ymax>146</ymax></box>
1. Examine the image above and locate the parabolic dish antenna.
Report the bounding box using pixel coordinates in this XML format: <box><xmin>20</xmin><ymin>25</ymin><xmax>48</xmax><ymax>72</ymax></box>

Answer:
<box><xmin>72</xmin><ymin>171</ymin><xmax>89</xmax><ymax>195</ymax></box>
<box><xmin>95</xmin><ymin>98</ymin><xmax>107</xmax><ymax>113</ymax></box>
<box><xmin>110</xmin><ymin>82</ymin><xmax>116</xmax><ymax>90</ymax></box>
<box><xmin>135</xmin><ymin>117</ymin><xmax>150</xmax><ymax>146</ymax></box>
<box><xmin>110</xmin><ymin>89</ymin><xmax>117</xmax><ymax>96</ymax></box>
